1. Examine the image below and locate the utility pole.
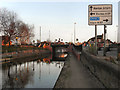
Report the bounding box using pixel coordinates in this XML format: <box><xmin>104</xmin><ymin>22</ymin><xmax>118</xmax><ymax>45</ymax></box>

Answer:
<box><xmin>74</xmin><ymin>22</ymin><xmax>76</xmax><ymax>44</ymax></box>
<box><xmin>71</xmin><ymin>33</ymin><xmax>73</xmax><ymax>43</ymax></box>
<box><xmin>103</xmin><ymin>25</ymin><xmax>107</xmax><ymax>56</ymax></box>
<box><xmin>49</xmin><ymin>30</ymin><xmax>50</xmax><ymax>41</ymax></box>
<box><xmin>116</xmin><ymin>25</ymin><xmax>119</xmax><ymax>43</ymax></box>
<box><xmin>40</xmin><ymin>26</ymin><xmax>41</xmax><ymax>42</ymax></box>
<box><xmin>118</xmin><ymin>1</ymin><xmax>120</xmax><ymax>61</ymax></box>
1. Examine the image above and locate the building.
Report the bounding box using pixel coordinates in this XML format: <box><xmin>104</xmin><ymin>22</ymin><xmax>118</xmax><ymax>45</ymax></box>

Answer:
<box><xmin>88</xmin><ymin>34</ymin><xmax>103</xmax><ymax>43</ymax></box>
<box><xmin>87</xmin><ymin>34</ymin><xmax>104</xmax><ymax>48</ymax></box>
<box><xmin>106</xmin><ymin>39</ymin><xmax>113</xmax><ymax>47</ymax></box>
<box><xmin>87</xmin><ymin>34</ymin><xmax>113</xmax><ymax>49</ymax></box>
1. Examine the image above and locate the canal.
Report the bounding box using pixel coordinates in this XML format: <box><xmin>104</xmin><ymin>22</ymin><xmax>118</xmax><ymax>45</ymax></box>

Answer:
<box><xmin>2</xmin><ymin>53</ymin><xmax>66</xmax><ymax>88</ymax></box>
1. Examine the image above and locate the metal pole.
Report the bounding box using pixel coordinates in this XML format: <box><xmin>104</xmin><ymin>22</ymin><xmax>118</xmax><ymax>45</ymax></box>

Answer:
<box><xmin>16</xmin><ymin>37</ymin><xmax>18</xmax><ymax>54</ymax></box>
<box><xmin>49</xmin><ymin>30</ymin><xmax>50</xmax><ymax>41</ymax></box>
<box><xmin>40</xmin><ymin>26</ymin><xmax>41</xmax><ymax>42</ymax></box>
<box><xmin>103</xmin><ymin>25</ymin><xmax>106</xmax><ymax>56</ymax></box>
<box><xmin>71</xmin><ymin>33</ymin><xmax>73</xmax><ymax>43</ymax></box>
<box><xmin>74</xmin><ymin>22</ymin><xmax>76</xmax><ymax>44</ymax></box>
<box><xmin>95</xmin><ymin>25</ymin><xmax>97</xmax><ymax>55</ymax></box>
<box><xmin>118</xmin><ymin>1</ymin><xmax>120</xmax><ymax>61</ymax></box>
<box><xmin>116</xmin><ymin>25</ymin><xmax>118</xmax><ymax>43</ymax></box>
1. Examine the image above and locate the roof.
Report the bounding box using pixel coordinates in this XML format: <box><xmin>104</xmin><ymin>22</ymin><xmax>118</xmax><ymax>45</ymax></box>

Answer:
<box><xmin>88</xmin><ymin>34</ymin><xmax>103</xmax><ymax>42</ymax></box>
<box><xmin>91</xmin><ymin>35</ymin><xmax>103</xmax><ymax>40</ymax></box>
<box><xmin>106</xmin><ymin>39</ymin><xmax>113</xmax><ymax>43</ymax></box>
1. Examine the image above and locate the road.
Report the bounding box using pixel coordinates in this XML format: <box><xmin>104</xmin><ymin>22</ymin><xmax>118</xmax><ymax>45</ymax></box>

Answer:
<box><xmin>54</xmin><ymin>53</ymin><xmax>105</xmax><ymax>88</ymax></box>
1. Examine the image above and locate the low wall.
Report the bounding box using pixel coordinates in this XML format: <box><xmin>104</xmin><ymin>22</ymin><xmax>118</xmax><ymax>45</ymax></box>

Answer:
<box><xmin>81</xmin><ymin>51</ymin><xmax>120</xmax><ymax>88</ymax></box>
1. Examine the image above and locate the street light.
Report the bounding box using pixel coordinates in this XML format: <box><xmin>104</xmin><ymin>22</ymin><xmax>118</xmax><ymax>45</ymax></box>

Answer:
<box><xmin>40</xmin><ymin>26</ymin><xmax>41</xmax><ymax>42</ymax></box>
<box><xmin>33</xmin><ymin>40</ymin><xmax>35</xmax><ymax>45</ymax></box>
<box><xmin>16</xmin><ymin>37</ymin><xmax>18</xmax><ymax>54</ymax></box>
<box><xmin>116</xmin><ymin>25</ymin><xmax>119</xmax><ymax>43</ymax></box>
<box><xmin>74</xmin><ymin>22</ymin><xmax>76</xmax><ymax>44</ymax></box>
<box><xmin>16</xmin><ymin>37</ymin><xmax>18</xmax><ymax>45</ymax></box>
<box><xmin>61</xmin><ymin>39</ymin><xmax>63</xmax><ymax>42</ymax></box>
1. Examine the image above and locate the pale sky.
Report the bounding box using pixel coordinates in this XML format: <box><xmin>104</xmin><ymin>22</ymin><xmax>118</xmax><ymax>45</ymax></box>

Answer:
<box><xmin>0</xmin><ymin>0</ymin><xmax>119</xmax><ymax>43</ymax></box>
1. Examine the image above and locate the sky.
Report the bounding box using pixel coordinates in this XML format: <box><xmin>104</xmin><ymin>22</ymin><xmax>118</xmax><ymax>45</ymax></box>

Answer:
<box><xmin>0</xmin><ymin>0</ymin><xmax>119</xmax><ymax>43</ymax></box>
<box><xmin>118</xmin><ymin>1</ymin><xmax>120</xmax><ymax>43</ymax></box>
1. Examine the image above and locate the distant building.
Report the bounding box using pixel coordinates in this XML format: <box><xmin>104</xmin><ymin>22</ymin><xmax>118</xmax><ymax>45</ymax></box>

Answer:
<box><xmin>87</xmin><ymin>34</ymin><xmax>113</xmax><ymax>48</ymax></box>
<box><xmin>87</xmin><ymin>34</ymin><xmax>104</xmax><ymax>48</ymax></box>
<box><xmin>106</xmin><ymin>39</ymin><xmax>113</xmax><ymax>47</ymax></box>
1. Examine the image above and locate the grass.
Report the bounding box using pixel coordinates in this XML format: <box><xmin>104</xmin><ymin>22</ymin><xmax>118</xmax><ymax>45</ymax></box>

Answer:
<box><xmin>88</xmin><ymin>44</ymin><xmax>97</xmax><ymax>55</ymax></box>
<box><xmin>2</xmin><ymin>45</ymin><xmax>45</xmax><ymax>53</ymax></box>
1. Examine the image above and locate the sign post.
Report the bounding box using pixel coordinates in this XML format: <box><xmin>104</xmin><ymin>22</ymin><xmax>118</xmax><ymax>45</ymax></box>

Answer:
<box><xmin>88</xmin><ymin>4</ymin><xmax>112</xmax><ymax>56</ymax></box>
<box><xmin>95</xmin><ymin>25</ymin><xmax>97</xmax><ymax>55</ymax></box>
<box><xmin>103</xmin><ymin>25</ymin><xmax>107</xmax><ymax>56</ymax></box>
<box><xmin>88</xmin><ymin>4</ymin><xmax>112</xmax><ymax>25</ymax></box>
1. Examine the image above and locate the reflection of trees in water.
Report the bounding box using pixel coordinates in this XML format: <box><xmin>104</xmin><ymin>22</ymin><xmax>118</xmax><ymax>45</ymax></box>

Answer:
<box><xmin>2</xmin><ymin>57</ymin><xmax>65</xmax><ymax>89</ymax></box>
<box><xmin>2</xmin><ymin>62</ymin><xmax>34</xmax><ymax>88</ymax></box>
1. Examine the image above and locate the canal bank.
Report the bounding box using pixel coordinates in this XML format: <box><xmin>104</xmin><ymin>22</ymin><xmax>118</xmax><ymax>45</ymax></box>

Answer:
<box><xmin>54</xmin><ymin>52</ymin><xmax>104</xmax><ymax>88</ymax></box>
<box><xmin>1</xmin><ymin>49</ymin><xmax>51</xmax><ymax>65</ymax></box>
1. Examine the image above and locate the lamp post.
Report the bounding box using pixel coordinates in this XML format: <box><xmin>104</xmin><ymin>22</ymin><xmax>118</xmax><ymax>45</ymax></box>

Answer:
<box><xmin>71</xmin><ymin>33</ymin><xmax>73</xmax><ymax>43</ymax></box>
<box><xmin>40</xmin><ymin>26</ymin><xmax>41</xmax><ymax>43</ymax></box>
<box><xmin>33</xmin><ymin>40</ymin><xmax>35</xmax><ymax>46</ymax></box>
<box><xmin>116</xmin><ymin>25</ymin><xmax>120</xmax><ymax>61</ymax></box>
<box><xmin>33</xmin><ymin>40</ymin><xmax>35</xmax><ymax>53</ymax></box>
<box><xmin>55</xmin><ymin>39</ymin><xmax>57</xmax><ymax>42</ymax></box>
<box><xmin>16</xmin><ymin>37</ymin><xmax>18</xmax><ymax>54</ymax></box>
<box><xmin>16</xmin><ymin>37</ymin><xmax>18</xmax><ymax>46</ymax></box>
<box><xmin>74</xmin><ymin>22</ymin><xmax>76</xmax><ymax>44</ymax></box>
<box><xmin>49</xmin><ymin>30</ymin><xmax>50</xmax><ymax>42</ymax></box>
<box><xmin>116</xmin><ymin>25</ymin><xmax>118</xmax><ymax>43</ymax></box>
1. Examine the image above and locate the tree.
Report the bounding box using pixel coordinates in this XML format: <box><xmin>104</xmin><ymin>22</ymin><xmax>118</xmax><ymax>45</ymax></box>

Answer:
<box><xmin>18</xmin><ymin>22</ymin><xmax>34</xmax><ymax>45</ymax></box>
<box><xmin>0</xmin><ymin>8</ymin><xmax>35</xmax><ymax>45</ymax></box>
<box><xmin>0</xmin><ymin>8</ymin><xmax>18</xmax><ymax>45</ymax></box>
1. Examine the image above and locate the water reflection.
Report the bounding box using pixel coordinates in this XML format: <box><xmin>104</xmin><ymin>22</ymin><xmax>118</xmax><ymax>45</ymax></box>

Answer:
<box><xmin>2</xmin><ymin>62</ymin><xmax>34</xmax><ymax>88</ymax></box>
<box><xmin>52</xmin><ymin>47</ymin><xmax>68</xmax><ymax>61</ymax></box>
<box><xmin>2</xmin><ymin>57</ymin><xmax>64</xmax><ymax>88</ymax></box>
<box><xmin>58</xmin><ymin>53</ymin><xmax>68</xmax><ymax>58</ymax></box>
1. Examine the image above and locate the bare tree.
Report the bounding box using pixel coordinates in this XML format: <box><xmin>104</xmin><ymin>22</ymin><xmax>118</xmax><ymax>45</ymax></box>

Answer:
<box><xmin>17</xmin><ymin>22</ymin><xmax>34</xmax><ymax>45</ymax></box>
<box><xmin>0</xmin><ymin>8</ymin><xmax>18</xmax><ymax>45</ymax></box>
<box><xmin>0</xmin><ymin>8</ymin><xmax>35</xmax><ymax>45</ymax></box>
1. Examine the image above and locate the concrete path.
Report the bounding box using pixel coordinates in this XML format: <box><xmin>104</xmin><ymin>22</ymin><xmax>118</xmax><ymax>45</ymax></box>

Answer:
<box><xmin>54</xmin><ymin>53</ymin><xmax>105</xmax><ymax>88</ymax></box>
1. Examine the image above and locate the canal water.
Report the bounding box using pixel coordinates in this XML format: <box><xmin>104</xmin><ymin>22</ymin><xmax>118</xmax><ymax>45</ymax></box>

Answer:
<box><xmin>2</xmin><ymin>54</ymin><xmax>65</xmax><ymax>88</ymax></box>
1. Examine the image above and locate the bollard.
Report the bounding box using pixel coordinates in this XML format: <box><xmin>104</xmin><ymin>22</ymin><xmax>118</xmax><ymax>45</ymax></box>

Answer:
<box><xmin>78</xmin><ymin>52</ymin><xmax>81</xmax><ymax>60</ymax></box>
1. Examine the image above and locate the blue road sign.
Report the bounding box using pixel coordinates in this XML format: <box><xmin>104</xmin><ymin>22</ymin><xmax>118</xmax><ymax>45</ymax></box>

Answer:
<box><xmin>90</xmin><ymin>17</ymin><xmax>100</xmax><ymax>21</ymax></box>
